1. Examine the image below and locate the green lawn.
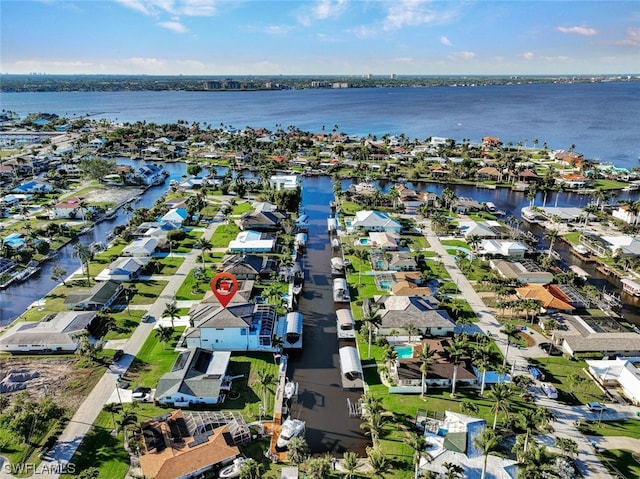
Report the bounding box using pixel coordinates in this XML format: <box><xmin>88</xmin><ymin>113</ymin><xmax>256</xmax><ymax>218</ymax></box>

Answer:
<box><xmin>527</xmin><ymin>356</ymin><xmax>608</xmax><ymax>405</ymax></box>
<box><xmin>102</xmin><ymin>310</ymin><xmax>143</xmax><ymax>340</ymax></box>
<box><xmin>127</xmin><ymin>327</ymin><xmax>185</xmax><ymax>388</ymax></box>
<box><xmin>174</xmin><ymin>268</ymin><xmax>213</xmax><ymax>300</ymax></box>
<box><xmin>156</xmin><ymin>255</ymin><xmax>185</xmax><ymax>275</ymax></box>
<box><xmin>577</xmin><ymin>419</ymin><xmax>640</xmax><ymax>438</ymax></box>
<box><xmin>60</xmin><ymin>411</ymin><xmax>130</xmax><ymax>479</ymax></box>
<box><xmin>125</xmin><ymin>280</ymin><xmax>168</xmax><ymax>305</ymax></box>
<box><xmin>599</xmin><ymin>449</ymin><xmax>640</xmax><ymax>479</ymax></box>
<box><xmin>210</xmin><ymin>223</ymin><xmax>240</xmax><ymax>247</ymax></box>
<box><xmin>173</xmin><ymin>229</ymin><xmax>203</xmax><ymax>253</ymax></box>
<box><xmin>232</xmin><ymin>201</ymin><xmax>253</xmax><ymax>215</ymax></box>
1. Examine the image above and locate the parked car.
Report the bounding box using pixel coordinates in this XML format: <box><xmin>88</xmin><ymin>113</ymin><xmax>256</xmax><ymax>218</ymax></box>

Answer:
<box><xmin>142</xmin><ymin>314</ymin><xmax>154</xmax><ymax>323</ymax></box>
<box><xmin>112</xmin><ymin>349</ymin><xmax>124</xmax><ymax>362</ymax></box>
<box><xmin>587</xmin><ymin>402</ymin><xmax>607</xmax><ymax>412</ymax></box>
<box><xmin>132</xmin><ymin>386</ymin><xmax>152</xmax><ymax>402</ymax></box>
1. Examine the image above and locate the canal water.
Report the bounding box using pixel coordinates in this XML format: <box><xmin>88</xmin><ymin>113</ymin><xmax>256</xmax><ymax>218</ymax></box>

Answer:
<box><xmin>0</xmin><ymin>161</ymin><xmax>190</xmax><ymax>326</ymax></box>
<box><xmin>287</xmin><ymin>176</ymin><xmax>369</xmax><ymax>456</ymax></box>
<box><xmin>3</xmin><ymin>172</ymin><xmax>640</xmax><ymax>328</ymax></box>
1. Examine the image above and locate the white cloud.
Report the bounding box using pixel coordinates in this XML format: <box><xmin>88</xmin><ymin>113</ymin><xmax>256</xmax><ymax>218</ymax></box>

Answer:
<box><xmin>298</xmin><ymin>0</ymin><xmax>347</xmax><ymax>26</ymax></box>
<box><xmin>14</xmin><ymin>59</ymin><xmax>94</xmax><ymax>69</ymax></box>
<box><xmin>383</xmin><ymin>0</ymin><xmax>459</xmax><ymax>31</ymax></box>
<box><xmin>616</xmin><ymin>27</ymin><xmax>640</xmax><ymax>46</ymax></box>
<box><xmin>556</xmin><ymin>25</ymin><xmax>597</xmax><ymax>36</ymax></box>
<box><xmin>522</xmin><ymin>52</ymin><xmax>535</xmax><ymax>60</ymax></box>
<box><xmin>449</xmin><ymin>51</ymin><xmax>475</xmax><ymax>60</ymax></box>
<box><xmin>115</xmin><ymin>0</ymin><xmax>218</xmax><ymax>17</ymax></box>
<box><xmin>440</xmin><ymin>36</ymin><xmax>452</xmax><ymax>46</ymax></box>
<box><xmin>158</xmin><ymin>20</ymin><xmax>188</xmax><ymax>33</ymax></box>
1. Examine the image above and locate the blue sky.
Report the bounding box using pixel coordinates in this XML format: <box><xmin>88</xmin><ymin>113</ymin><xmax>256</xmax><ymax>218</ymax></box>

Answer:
<box><xmin>1</xmin><ymin>0</ymin><xmax>639</xmax><ymax>75</ymax></box>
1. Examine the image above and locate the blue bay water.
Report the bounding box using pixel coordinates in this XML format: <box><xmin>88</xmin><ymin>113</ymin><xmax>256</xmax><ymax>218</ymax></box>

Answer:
<box><xmin>1</xmin><ymin>81</ymin><xmax>639</xmax><ymax>169</ymax></box>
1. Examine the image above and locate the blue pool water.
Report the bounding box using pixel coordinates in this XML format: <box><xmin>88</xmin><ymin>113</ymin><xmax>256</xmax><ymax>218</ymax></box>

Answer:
<box><xmin>395</xmin><ymin>346</ymin><xmax>414</xmax><ymax>359</ymax></box>
<box><xmin>359</xmin><ymin>238</ymin><xmax>370</xmax><ymax>246</ymax></box>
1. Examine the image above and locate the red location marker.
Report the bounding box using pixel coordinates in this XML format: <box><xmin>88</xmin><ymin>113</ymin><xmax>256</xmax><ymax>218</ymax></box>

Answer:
<box><xmin>211</xmin><ymin>272</ymin><xmax>238</xmax><ymax>308</ymax></box>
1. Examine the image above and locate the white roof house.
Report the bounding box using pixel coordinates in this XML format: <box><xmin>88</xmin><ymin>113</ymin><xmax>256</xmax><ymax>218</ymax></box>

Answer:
<box><xmin>587</xmin><ymin>359</ymin><xmax>640</xmax><ymax>405</ymax></box>
<box><xmin>95</xmin><ymin>256</ymin><xmax>150</xmax><ymax>282</ymax></box>
<box><xmin>122</xmin><ymin>237</ymin><xmax>158</xmax><ymax>257</ymax></box>
<box><xmin>350</xmin><ymin>210</ymin><xmax>402</xmax><ymax>233</ymax></box>
<box><xmin>228</xmin><ymin>230</ymin><xmax>275</xmax><ymax>253</ymax></box>
<box><xmin>0</xmin><ymin>311</ymin><xmax>97</xmax><ymax>353</ymax></box>
<box><xmin>269</xmin><ymin>175</ymin><xmax>300</xmax><ymax>191</ymax></box>
<box><xmin>477</xmin><ymin>239</ymin><xmax>528</xmax><ymax>259</ymax></box>
<box><xmin>161</xmin><ymin>208</ymin><xmax>188</xmax><ymax>224</ymax></box>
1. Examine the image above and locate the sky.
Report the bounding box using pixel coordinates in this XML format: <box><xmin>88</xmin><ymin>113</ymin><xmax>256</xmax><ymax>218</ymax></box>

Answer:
<box><xmin>1</xmin><ymin>0</ymin><xmax>639</xmax><ymax>76</ymax></box>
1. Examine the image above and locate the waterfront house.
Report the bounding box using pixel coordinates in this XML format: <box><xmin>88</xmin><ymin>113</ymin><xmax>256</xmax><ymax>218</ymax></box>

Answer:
<box><xmin>515</xmin><ymin>284</ymin><xmax>575</xmax><ymax>313</ymax></box>
<box><xmin>138</xmin><ymin>410</ymin><xmax>242</xmax><ymax>479</ymax></box>
<box><xmin>388</xmin><ymin>338</ymin><xmax>477</xmax><ymax>392</ymax></box>
<box><xmin>185</xmin><ymin>303</ymin><xmax>278</xmax><ymax>352</ymax></box>
<box><xmin>453</xmin><ymin>197</ymin><xmax>483</xmax><ymax>214</ymax></box>
<box><xmin>586</xmin><ymin>359</ymin><xmax>640</xmax><ymax>405</ymax></box>
<box><xmin>154</xmin><ymin>349</ymin><xmax>233</xmax><ymax>407</ymax></box>
<box><xmin>371</xmin><ymin>296</ymin><xmax>456</xmax><ymax>339</ymax></box>
<box><xmin>64</xmin><ymin>280</ymin><xmax>123</xmax><ymax>311</ymax></box>
<box><xmin>490</xmin><ymin>259</ymin><xmax>554</xmax><ymax>284</ymax></box>
<box><xmin>580</xmin><ymin>232</ymin><xmax>640</xmax><ymax>258</ymax></box>
<box><xmin>555</xmin><ymin>173</ymin><xmax>593</xmax><ymax>189</ymax></box>
<box><xmin>239</xmin><ymin>210</ymin><xmax>285</xmax><ymax>232</ymax></box>
<box><xmin>122</xmin><ymin>237</ymin><xmax>158</xmax><ymax>257</ymax></box>
<box><xmin>612</xmin><ymin>205</ymin><xmax>638</xmax><ymax>225</ymax></box>
<box><xmin>12</xmin><ymin>180</ymin><xmax>53</xmax><ymax>194</ymax></box>
<box><xmin>476</xmin><ymin>239</ymin><xmax>527</xmax><ymax>259</ymax></box>
<box><xmin>136</xmin><ymin>163</ymin><xmax>168</xmax><ymax>186</ymax></box>
<box><xmin>132</xmin><ymin>220</ymin><xmax>181</xmax><ymax>239</ymax></box>
<box><xmin>228</xmin><ymin>230</ymin><xmax>275</xmax><ymax>253</ymax></box>
<box><xmin>269</xmin><ymin>175</ymin><xmax>300</xmax><ymax>191</ymax></box>
<box><xmin>95</xmin><ymin>256</ymin><xmax>150</xmax><ymax>282</ymax></box>
<box><xmin>457</xmin><ymin>220</ymin><xmax>500</xmax><ymax>239</ymax></box>
<box><xmin>368</xmin><ymin>232</ymin><xmax>399</xmax><ymax>250</ymax></box>
<box><xmin>388</xmin><ymin>251</ymin><xmax>418</xmax><ymax>271</ymax></box>
<box><xmin>161</xmin><ymin>208</ymin><xmax>188</xmax><ymax>225</ymax></box>
<box><xmin>475</xmin><ymin>166</ymin><xmax>503</xmax><ymax>182</ymax></box>
<box><xmin>0</xmin><ymin>311</ymin><xmax>98</xmax><ymax>354</ymax></box>
<box><xmin>52</xmin><ymin>197</ymin><xmax>92</xmax><ymax>219</ymax></box>
<box><xmin>216</xmin><ymin>254</ymin><xmax>262</xmax><ymax>280</ymax></box>
<box><xmin>348</xmin><ymin>210</ymin><xmax>402</xmax><ymax>234</ymax></box>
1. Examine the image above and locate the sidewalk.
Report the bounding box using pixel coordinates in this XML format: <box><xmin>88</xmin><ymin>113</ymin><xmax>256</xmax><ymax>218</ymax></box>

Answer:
<box><xmin>0</xmin><ymin>222</ymin><xmax>221</xmax><ymax>479</ymax></box>
<box><xmin>420</xmin><ymin>219</ymin><xmax>614</xmax><ymax>479</ymax></box>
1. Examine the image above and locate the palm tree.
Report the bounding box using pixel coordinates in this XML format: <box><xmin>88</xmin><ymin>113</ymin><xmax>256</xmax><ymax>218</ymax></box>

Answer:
<box><xmin>444</xmin><ymin>336</ymin><xmax>468</xmax><ymax>397</ymax></box>
<box><xmin>162</xmin><ymin>300</ymin><xmax>180</xmax><ymax>327</ymax></box>
<box><xmin>286</xmin><ymin>436</ymin><xmax>309</xmax><ymax>464</ymax></box>
<box><xmin>360</xmin><ymin>410</ymin><xmax>386</xmax><ymax>446</ymax></box>
<box><xmin>360</xmin><ymin>391</ymin><xmax>383</xmax><ymax>418</ymax></box>
<box><xmin>554</xmin><ymin>437</ymin><xmax>578</xmax><ymax>458</ymax></box>
<box><xmin>154</xmin><ymin>325</ymin><xmax>174</xmax><ymax>350</ymax></box>
<box><xmin>441</xmin><ymin>187</ymin><xmax>456</xmax><ymax>215</ymax></box>
<box><xmin>103</xmin><ymin>402</ymin><xmax>122</xmax><ymax>433</ymax></box>
<box><xmin>500</xmin><ymin>323</ymin><xmax>520</xmax><ymax>368</ymax></box>
<box><xmin>354</xmin><ymin>248</ymin><xmax>369</xmax><ymax>285</ymax></box>
<box><xmin>366</xmin><ymin>446</ymin><xmax>389</xmax><ymax>478</ymax></box>
<box><xmin>252</xmin><ymin>368</ymin><xmax>275</xmax><ymax>414</ymax></box>
<box><xmin>473</xmin><ymin>342</ymin><xmax>498</xmax><ymax>396</ymax></box>
<box><xmin>518</xmin><ymin>443</ymin><xmax>556</xmax><ymax>479</ymax></box>
<box><xmin>239</xmin><ymin>458</ymin><xmax>263</xmax><ymax>479</ymax></box>
<box><xmin>194</xmin><ymin>237</ymin><xmax>212</xmax><ymax>269</ymax></box>
<box><xmin>342</xmin><ymin>451</ymin><xmax>361</xmax><ymax>479</ymax></box>
<box><xmin>417</xmin><ymin>343</ymin><xmax>436</xmax><ymax>397</ymax></box>
<box><xmin>518</xmin><ymin>408</ymin><xmax>541</xmax><ymax>454</ymax></box>
<box><xmin>362</xmin><ymin>308</ymin><xmax>381</xmax><ymax>359</ymax></box>
<box><xmin>472</xmin><ymin>427</ymin><xmax>501</xmax><ymax>479</ymax></box>
<box><xmin>487</xmin><ymin>383</ymin><xmax>513</xmax><ymax>430</ymax></box>
<box><xmin>544</xmin><ymin>228</ymin><xmax>560</xmax><ymax>258</ymax></box>
<box><xmin>117</xmin><ymin>409</ymin><xmax>139</xmax><ymax>447</ymax></box>
<box><xmin>405</xmin><ymin>321</ymin><xmax>419</xmax><ymax>343</ymax></box>
<box><xmin>442</xmin><ymin>461</ymin><xmax>465</xmax><ymax>479</ymax></box>
<box><xmin>404</xmin><ymin>431</ymin><xmax>428</xmax><ymax>479</ymax></box>
<box><xmin>73</xmin><ymin>241</ymin><xmax>93</xmax><ymax>286</ymax></box>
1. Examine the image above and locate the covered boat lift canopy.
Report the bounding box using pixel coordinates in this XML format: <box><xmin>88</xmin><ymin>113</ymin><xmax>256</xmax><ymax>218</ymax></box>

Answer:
<box><xmin>284</xmin><ymin>312</ymin><xmax>303</xmax><ymax>348</ymax></box>
<box><xmin>336</xmin><ymin>308</ymin><xmax>356</xmax><ymax>339</ymax></box>
<box><xmin>339</xmin><ymin>346</ymin><xmax>363</xmax><ymax>381</ymax></box>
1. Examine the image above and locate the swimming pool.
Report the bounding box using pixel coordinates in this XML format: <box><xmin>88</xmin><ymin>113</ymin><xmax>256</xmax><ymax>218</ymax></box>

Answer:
<box><xmin>358</xmin><ymin>238</ymin><xmax>370</xmax><ymax>246</ymax></box>
<box><xmin>395</xmin><ymin>346</ymin><xmax>414</xmax><ymax>359</ymax></box>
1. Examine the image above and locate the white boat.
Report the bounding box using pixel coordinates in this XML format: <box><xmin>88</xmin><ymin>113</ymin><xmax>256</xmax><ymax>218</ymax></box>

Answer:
<box><xmin>284</xmin><ymin>379</ymin><xmax>297</xmax><ymax>399</ymax></box>
<box><xmin>219</xmin><ymin>457</ymin><xmax>247</xmax><ymax>479</ymax></box>
<box><xmin>571</xmin><ymin>244</ymin><xmax>590</xmax><ymax>255</ymax></box>
<box><xmin>621</xmin><ymin>278</ymin><xmax>640</xmax><ymax>297</ymax></box>
<box><xmin>276</xmin><ymin>418</ymin><xmax>305</xmax><ymax>450</ymax></box>
<box><xmin>549</xmin><ymin>249</ymin><xmax>561</xmax><ymax>261</ymax></box>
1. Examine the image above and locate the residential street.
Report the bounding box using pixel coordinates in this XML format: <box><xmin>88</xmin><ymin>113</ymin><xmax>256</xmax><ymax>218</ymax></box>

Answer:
<box><xmin>0</xmin><ymin>222</ymin><xmax>220</xmax><ymax>479</ymax></box>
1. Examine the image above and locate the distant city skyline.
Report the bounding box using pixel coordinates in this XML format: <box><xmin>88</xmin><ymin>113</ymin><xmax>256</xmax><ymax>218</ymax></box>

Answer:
<box><xmin>1</xmin><ymin>0</ymin><xmax>639</xmax><ymax>76</ymax></box>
